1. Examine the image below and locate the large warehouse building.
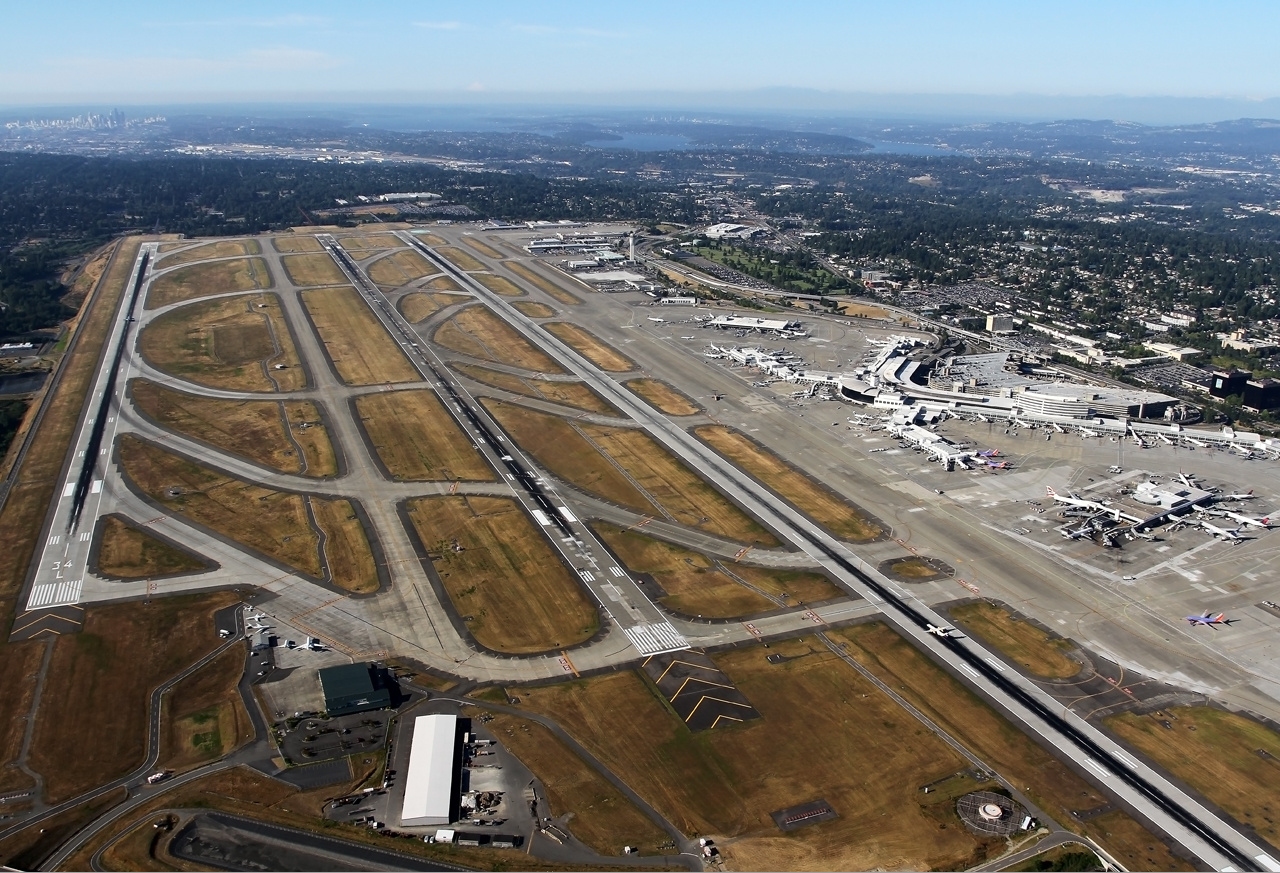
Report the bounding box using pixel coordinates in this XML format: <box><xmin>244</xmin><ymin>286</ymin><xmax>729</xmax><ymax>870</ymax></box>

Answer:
<box><xmin>401</xmin><ymin>713</ymin><xmax>462</xmax><ymax>828</ymax></box>
<box><xmin>317</xmin><ymin>663</ymin><xmax>391</xmax><ymax>717</ymax></box>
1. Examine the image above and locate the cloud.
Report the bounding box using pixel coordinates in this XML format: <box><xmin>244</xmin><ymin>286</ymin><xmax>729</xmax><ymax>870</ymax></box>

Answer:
<box><xmin>414</xmin><ymin>20</ymin><xmax>463</xmax><ymax>30</ymax></box>
<box><xmin>466</xmin><ymin>81</ymin><xmax>485</xmax><ymax>92</ymax></box>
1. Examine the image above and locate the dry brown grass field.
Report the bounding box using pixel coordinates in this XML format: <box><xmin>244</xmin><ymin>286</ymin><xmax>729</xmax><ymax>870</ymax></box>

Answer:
<box><xmin>26</xmin><ymin>591</ymin><xmax>241</xmax><ymax>803</ymax></box>
<box><xmin>625</xmin><ymin>379</ymin><xmax>699</xmax><ymax>415</ymax></box>
<box><xmin>732</xmin><ymin>564</ymin><xmax>844</xmax><ymax>604</ymax></box>
<box><xmin>147</xmin><ymin>257</ymin><xmax>273</xmax><ymax>309</ymax></box>
<box><xmin>432</xmin><ymin>307</ymin><xmax>564</xmax><ymax>373</ymax></box>
<box><xmin>301</xmin><ymin>287</ymin><xmax>420</xmax><ymax>385</ymax></box>
<box><xmin>130</xmin><ymin>379</ymin><xmax>336</xmax><ymax>476</ymax></box>
<box><xmin>1106</xmin><ymin>706</ymin><xmax>1280</xmax><ymax>847</ymax></box>
<box><xmin>161</xmin><ymin>644</ymin><xmax>251</xmax><ymax>771</ymax></box>
<box><xmin>339</xmin><ymin>233</ymin><xmax>400</xmax><ymax>251</ymax></box>
<box><xmin>507</xmin><ymin>261</ymin><xmax>581</xmax><ymax>304</ymax></box>
<box><xmin>271</xmin><ymin>235</ymin><xmax>323</xmax><ymax>254</ymax></box>
<box><xmin>460</xmin><ymin>236</ymin><xmax>505</xmax><ymax>259</ymax></box>
<box><xmin>155</xmin><ymin>239</ymin><xmax>262</xmax><ymax>269</ymax></box>
<box><xmin>355</xmin><ymin>389</ymin><xmax>494</xmax><ymax>481</ymax></box>
<box><xmin>280</xmin><ymin>253</ymin><xmax>348</xmax><ymax>287</ymax></box>
<box><xmin>312</xmin><ymin>498</ymin><xmax>380</xmax><ymax>594</ymax></box>
<box><xmin>545</xmin><ymin>322</ymin><xmax>634</xmax><ymax>371</ymax></box>
<box><xmin>515</xmin><ymin>637</ymin><xmax>1001</xmax><ymax>872</ymax></box>
<box><xmin>454</xmin><ymin>363</ymin><xmax>617</xmax><ymax>414</ymax></box>
<box><xmin>949</xmin><ymin>601</ymin><xmax>1081</xmax><ymax>679</ymax></box>
<box><xmin>139</xmin><ymin>293</ymin><xmax>305</xmax><ymax>393</ymax></box>
<box><xmin>512</xmin><ymin>301</ymin><xmax>556</xmax><ymax>318</ymax></box>
<box><xmin>434</xmin><ymin>246</ymin><xmax>486</xmax><ymax>272</ymax></box>
<box><xmin>416</xmin><ymin>232</ymin><xmax>450</xmax><ymax>246</ymax></box>
<box><xmin>424</xmin><ymin>275</ymin><xmax>464</xmax><ymax>293</ymax></box>
<box><xmin>483</xmin><ymin>712</ymin><xmax>670</xmax><ymax>855</ymax></box>
<box><xmin>473</xmin><ymin>273</ymin><xmax>525</xmax><ymax>297</ymax></box>
<box><xmin>833</xmin><ymin>622</ymin><xmax>1190</xmax><ymax>871</ymax></box>
<box><xmin>118</xmin><ymin>435</ymin><xmax>322</xmax><ymax>577</ymax></box>
<box><xmin>838</xmin><ymin>302</ymin><xmax>889</xmax><ymax>318</ymax></box>
<box><xmin>396</xmin><ymin>291</ymin><xmax>462</xmax><ymax>323</ymax></box>
<box><xmin>0</xmin><ymin>237</ymin><xmax>137</xmax><ymax>626</ymax></box>
<box><xmin>95</xmin><ymin>515</ymin><xmax>208</xmax><ymax>579</ymax></box>
<box><xmin>405</xmin><ymin>496</ymin><xmax>598</xmax><ymax>653</ymax></box>
<box><xmin>697</xmin><ymin>426</ymin><xmax>881</xmax><ymax>542</ymax></box>
<box><xmin>367</xmin><ymin>249</ymin><xmax>435</xmax><ymax>287</ymax></box>
<box><xmin>0</xmin><ymin>642</ymin><xmax>47</xmax><ymax>792</ymax></box>
<box><xmin>593</xmin><ymin>523</ymin><xmax>775</xmax><ymax>617</ymax></box>
<box><xmin>485</xmin><ymin>402</ymin><xmax>778</xmax><ymax>545</ymax></box>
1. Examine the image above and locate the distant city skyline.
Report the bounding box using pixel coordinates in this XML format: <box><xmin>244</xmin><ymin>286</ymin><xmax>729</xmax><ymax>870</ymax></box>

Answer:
<box><xmin>4</xmin><ymin>1</ymin><xmax>1280</xmax><ymax>123</ymax></box>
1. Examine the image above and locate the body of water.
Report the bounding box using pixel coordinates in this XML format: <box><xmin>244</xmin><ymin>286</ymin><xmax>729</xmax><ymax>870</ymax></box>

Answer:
<box><xmin>585</xmin><ymin>133</ymin><xmax>693</xmax><ymax>151</ymax></box>
<box><xmin>864</xmin><ymin>140</ymin><xmax>967</xmax><ymax>156</ymax></box>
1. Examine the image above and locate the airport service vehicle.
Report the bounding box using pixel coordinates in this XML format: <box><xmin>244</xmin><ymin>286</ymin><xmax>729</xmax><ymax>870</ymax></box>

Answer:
<box><xmin>147</xmin><ymin>770</ymin><xmax>171</xmax><ymax>784</ymax></box>
<box><xmin>1185</xmin><ymin>611</ymin><xmax>1232</xmax><ymax>629</ymax></box>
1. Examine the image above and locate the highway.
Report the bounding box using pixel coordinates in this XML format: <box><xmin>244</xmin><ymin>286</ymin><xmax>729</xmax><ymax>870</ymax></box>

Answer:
<box><xmin>22</xmin><ymin>242</ymin><xmax>156</xmax><ymax>612</ymax></box>
<box><xmin>316</xmin><ymin>234</ymin><xmax>692</xmax><ymax>657</ymax></box>
<box><xmin>400</xmin><ymin>229</ymin><xmax>1280</xmax><ymax>873</ymax></box>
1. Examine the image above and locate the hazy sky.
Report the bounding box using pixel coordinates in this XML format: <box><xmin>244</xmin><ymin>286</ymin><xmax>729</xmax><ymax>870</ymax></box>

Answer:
<box><xmin>3</xmin><ymin>0</ymin><xmax>1279</xmax><ymax>108</ymax></box>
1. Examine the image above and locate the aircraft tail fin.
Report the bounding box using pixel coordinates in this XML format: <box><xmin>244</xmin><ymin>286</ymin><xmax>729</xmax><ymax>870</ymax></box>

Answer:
<box><xmin>1046</xmin><ymin>486</ymin><xmax>1057</xmax><ymax>498</ymax></box>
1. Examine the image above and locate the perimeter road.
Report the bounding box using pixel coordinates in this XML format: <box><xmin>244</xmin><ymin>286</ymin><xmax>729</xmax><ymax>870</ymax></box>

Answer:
<box><xmin>402</xmin><ymin>228</ymin><xmax>1279</xmax><ymax>873</ymax></box>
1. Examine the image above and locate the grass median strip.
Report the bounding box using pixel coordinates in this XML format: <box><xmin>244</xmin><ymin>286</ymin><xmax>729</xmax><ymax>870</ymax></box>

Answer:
<box><xmin>435</xmin><ymin>245</ymin><xmax>486</xmax><ymax>272</ymax></box>
<box><xmin>130</xmin><ymin>379</ymin><xmax>336</xmax><ymax>476</ymax></box>
<box><xmin>119</xmin><ymin>435</ymin><xmax>322</xmax><ymax>577</ymax></box>
<box><xmin>507</xmin><ymin>260</ymin><xmax>581</xmax><ymax>304</ymax></box>
<box><xmin>139</xmin><ymin>292</ymin><xmax>306</xmax><ymax>393</ymax></box>
<box><xmin>155</xmin><ymin>239</ymin><xmax>262</xmax><ymax>269</ymax></box>
<box><xmin>593</xmin><ymin>523</ymin><xmax>775</xmax><ymax>617</ymax></box>
<box><xmin>513</xmin><ymin>301</ymin><xmax>555</xmax><ymax>318</ymax></box>
<box><xmin>272</xmin><ymin>235</ymin><xmax>322</xmax><ymax>253</ymax></box>
<box><xmin>312</xmin><ymin>498</ymin><xmax>380</xmax><ymax>594</ymax></box>
<box><xmin>406</xmin><ymin>496</ymin><xmax>599</xmax><ymax>654</ymax></box>
<box><xmin>626</xmin><ymin>378</ymin><xmax>699</xmax><ymax>415</ymax></box>
<box><xmin>454</xmin><ymin>363</ymin><xmax>618</xmax><ymax>414</ymax></box>
<box><xmin>474</xmin><ymin>273</ymin><xmax>525</xmax><ymax>297</ymax></box>
<box><xmin>147</xmin><ymin>257</ymin><xmax>273</xmax><ymax>309</ymax></box>
<box><xmin>281</xmin><ymin>253</ymin><xmax>348</xmax><ymax>286</ymax></box>
<box><xmin>355</xmin><ymin>389</ymin><xmax>494</xmax><ymax>481</ymax></box>
<box><xmin>96</xmin><ymin>515</ymin><xmax>209</xmax><ymax>579</ymax></box>
<box><xmin>433</xmin><ymin>306</ymin><xmax>564</xmax><ymax>373</ymax></box>
<box><xmin>696</xmin><ymin>425</ymin><xmax>881</xmax><ymax>542</ymax></box>
<box><xmin>949</xmin><ymin>601</ymin><xmax>1080</xmax><ymax>679</ymax></box>
<box><xmin>485</xmin><ymin>401</ymin><xmax>779</xmax><ymax>545</ymax></box>
<box><xmin>461</xmin><ymin>236</ymin><xmax>505</xmax><ymax>259</ymax></box>
<box><xmin>368</xmin><ymin>249</ymin><xmax>435</xmax><ymax>287</ymax></box>
<box><xmin>545</xmin><ymin>322</ymin><xmax>634</xmax><ymax>371</ymax></box>
<box><xmin>301</xmin><ymin>286</ymin><xmax>420</xmax><ymax>385</ymax></box>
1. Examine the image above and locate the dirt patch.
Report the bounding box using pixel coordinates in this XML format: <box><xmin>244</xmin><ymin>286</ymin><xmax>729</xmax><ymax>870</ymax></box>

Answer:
<box><xmin>368</xmin><ymin>250</ymin><xmax>435</xmax><ymax>287</ymax></box>
<box><xmin>545</xmin><ymin>322</ymin><xmax>634</xmax><ymax>372</ymax></box>
<box><xmin>513</xmin><ymin>301</ymin><xmax>555</xmax><ymax>318</ymax></box>
<box><xmin>96</xmin><ymin>515</ymin><xmax>210</xmax><ymax>579</ymax></box>
<box><xmin>433</xmin><ymin>307</ymin><xmax>564</xmax><ymax>373</ymax></box>
<box><xmin>626</xmin><ymin>379</ymin><xmax>699</xmax><ymax>415</ymax></box>
<box><xmin>139</xmin><ymin>292</ymin><xmax>305</xmax><ymax>393</ymax></box>
<box><xmin>130</xmin><ymin>379</ymin><xmax>335</xmax><ymax>477</ymax></box>
<box><xmin>593</xmin><ymin>523</ymin><xmax>776</xmax><ymax>618</ymax></box>
<box><xmin>697</xmin><ymin>426</ymin><xmax>882</xmax><ymax>542</ymax></box>
<box><xmin>405</xmin><ymin>496</ymin><xmax>598</xmax><ymax>654</ymax></box>
<box><xmin>485</xmin><ymin>712</ymin><xmax>669</xmax><ymax>856</ymax></box>
<box><xmin>514</xmin><ymin>638</ymin><xmax>999</xmax><ymax>872</ymax></box>
<box><xmin>281</xmin><ymin>253</ymin><xmax>348</xmax><ymax>287</ymax></box>
<box><xmin>453</xmin><ymin>363</ymin><xmax>618</xmax><ymax>415</ymax></box>
<box><xmin>27</xmin><ymin>592</ymin><xmax>240</xmax><ymax>803</ymax></box>
<box><xmin>301</xmin><ymin>286</ymin><xmax>420</xmax><ymax>385</ymax></box>
<box><xmin>355</xmin><ymin>389</ymin><xmax>495</xmax><ymax>481</ymax></box>
<box><xmin>506</xmin><ymin>261</ymin><xmax>581</xmax><ymax>305</ymax></box>
<box><xmin>118</xmin><ymin>435</ymin><xmax>321</xmax><ymax>577</ymax></box>
<box><xmin>155</xmin><ymin>239</ymin><xmax>262</xmax><ymax>270</ymax></box>
<box><xmin>486</xmin><ymin>402</ymin><xmax>779</xmax><ymax>546</ymax></box>
<box><xmin>434</xmin><ymin>246</ymin><xmax>486</xmax><ymax>272</ymax></box>
<box><xmin>949</xmin><ymin>602</ymin><xmax>1081</xmax><ymax>680</ymax></box>
<box><xmin>147</xmin><ymin>257</ymin><xmax>273</xmax><ymax>309</ymax></box>
<box><xmin>312</xmin><ymin>498</ymin><xmax>380</xmax><ymax>595</ymax></box>
<box><xmin>473</xmin><ymin>273</ymin><xmax>525</xmax><ymax>297</ymax></box>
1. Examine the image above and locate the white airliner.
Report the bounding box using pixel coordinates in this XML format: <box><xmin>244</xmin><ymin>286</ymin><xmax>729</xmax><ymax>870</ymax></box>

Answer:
<box><xmin>1223</xmin><ymin>489</ymin><xmax>1256</xmax><ymax>501</ymax></box>
<box><xmin>1199</xmin><ymin>520</ymin><xmax>1245</xmax><ymax>541</ymax></box>
<box><xmin>1046</xmin><ymin>486</ymin><xmax>1108</xmax><ymax>512</ymax></box>
<box><xmin>1218</xmin><ymin>509</ymin><xmax>1272</xmax><ymax>529</ymax></box>
<box><xmin>926</xmin><ymin>624</ymin><xmax>953</xmax><ymax>637</ymax></box>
